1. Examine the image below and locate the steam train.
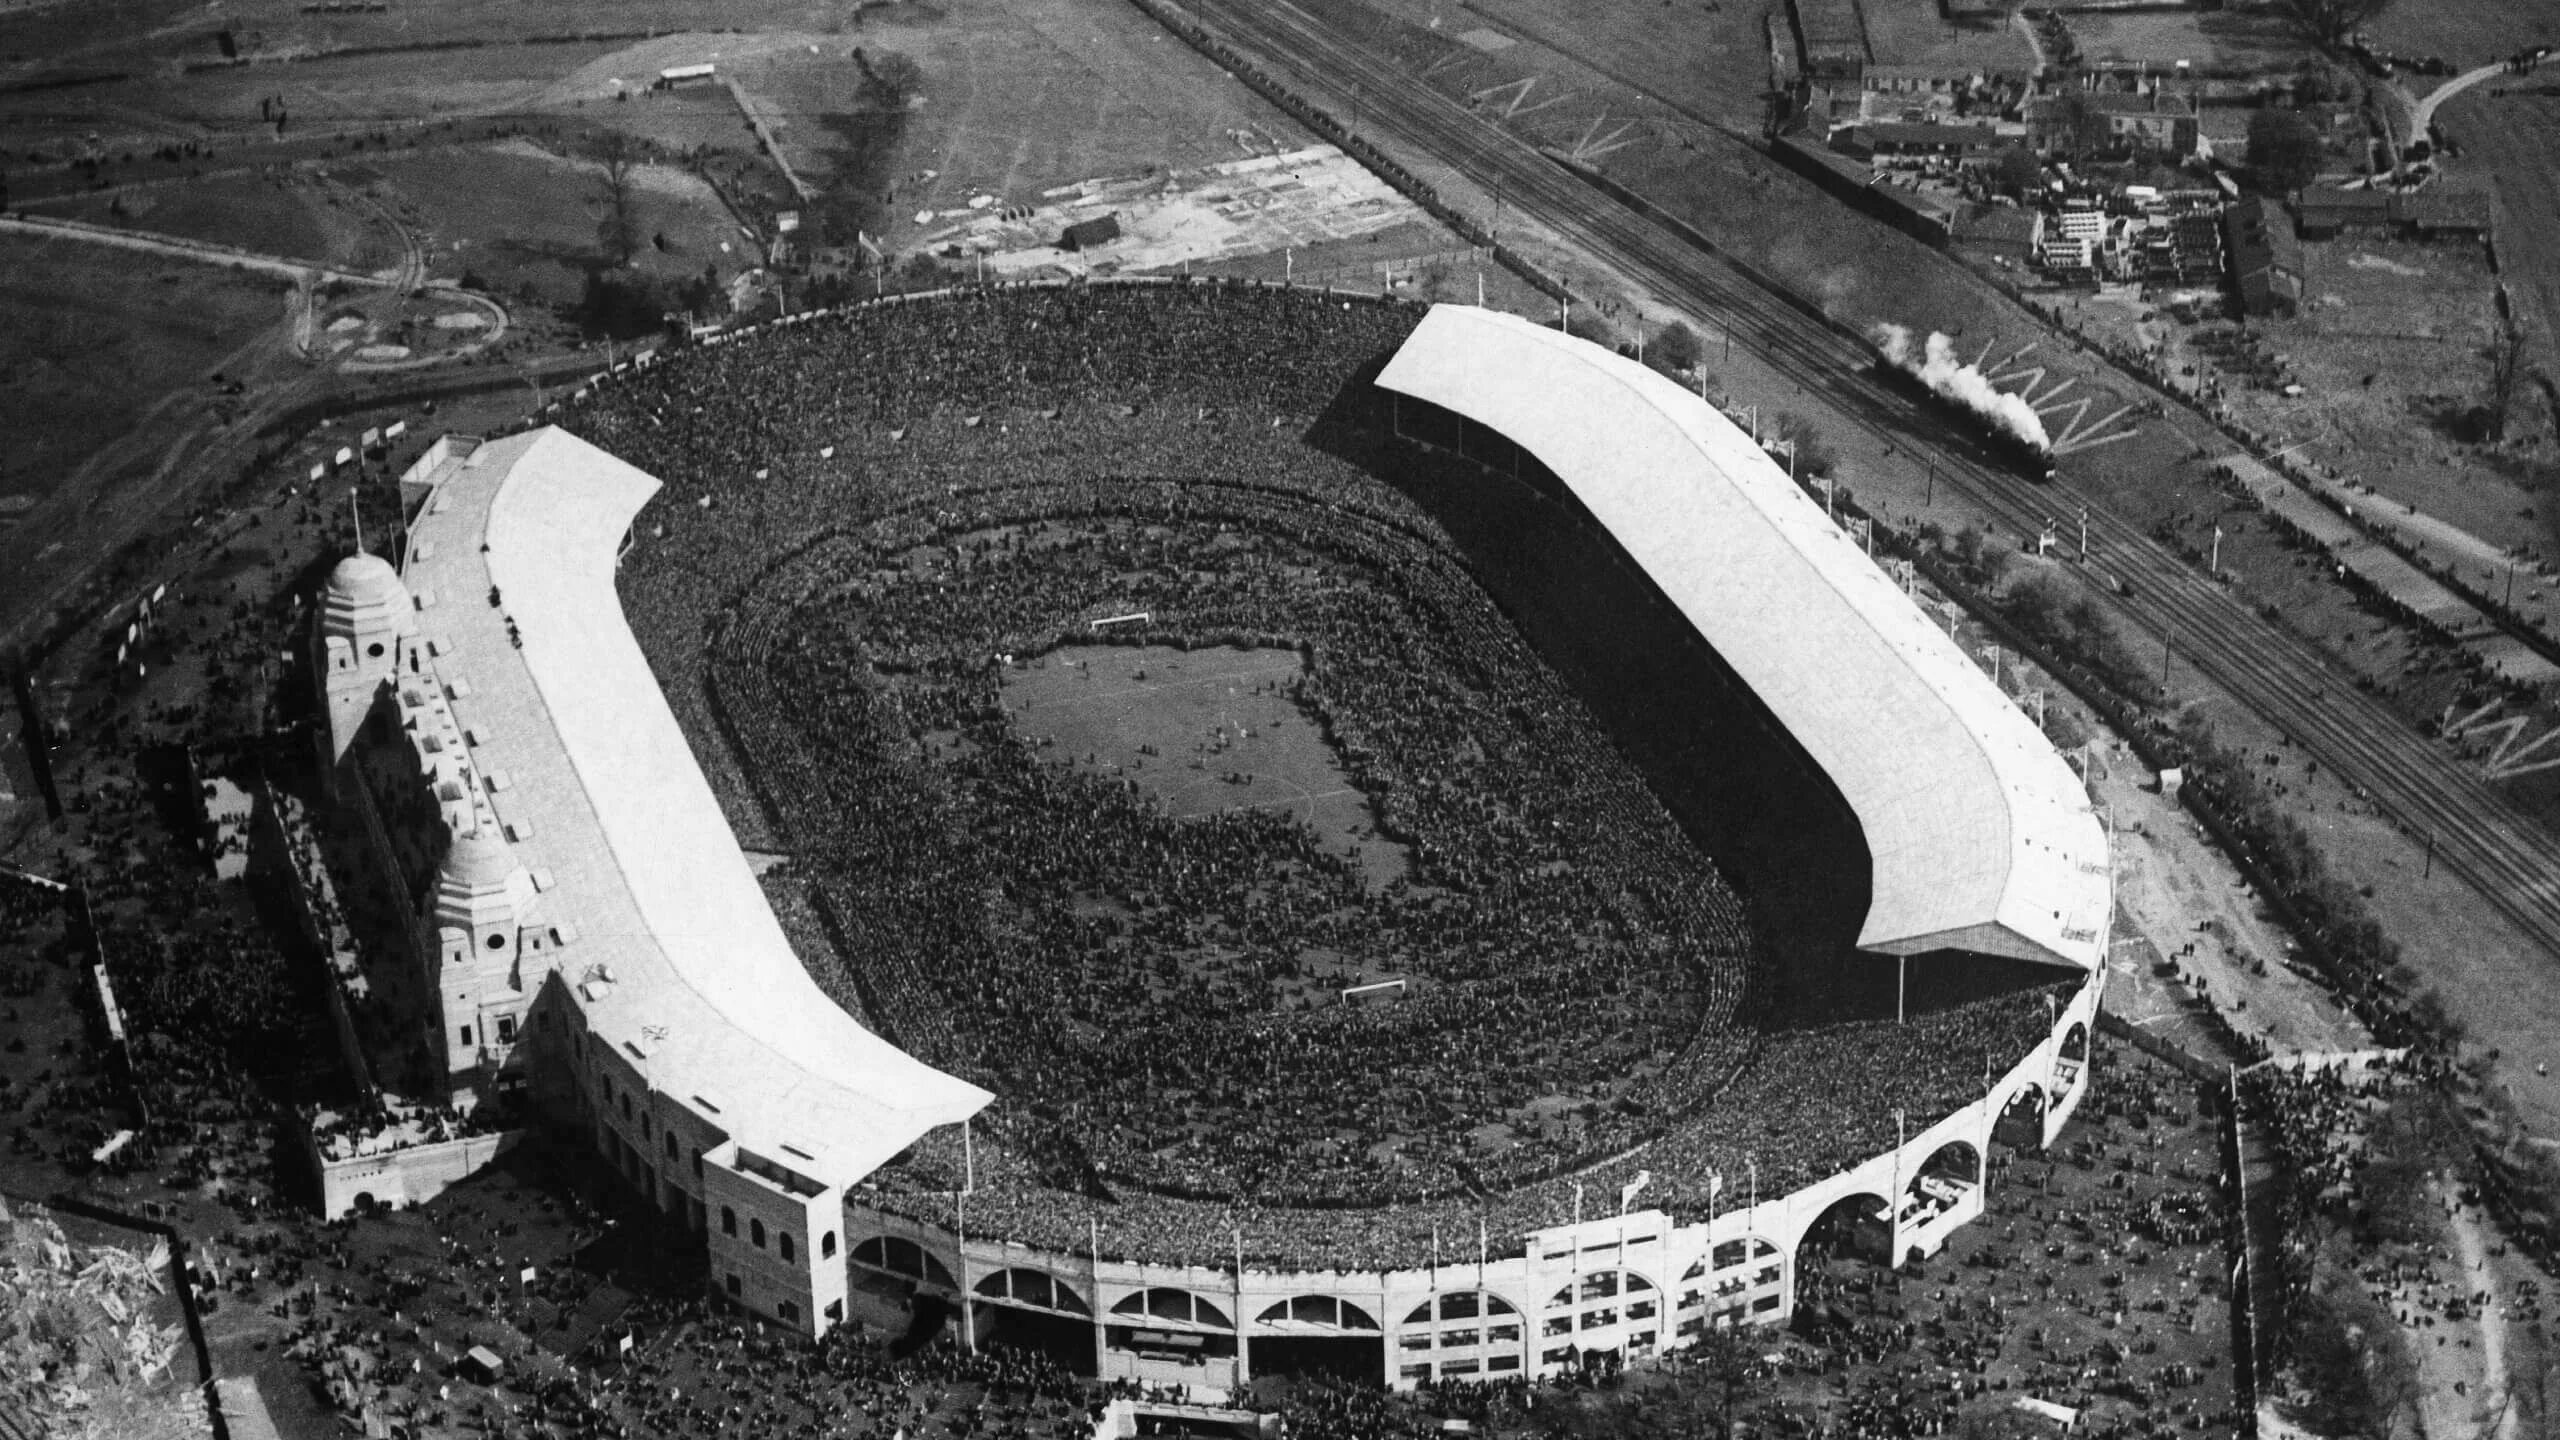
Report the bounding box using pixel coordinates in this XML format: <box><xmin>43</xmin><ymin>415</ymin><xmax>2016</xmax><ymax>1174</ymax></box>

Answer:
<box><xmin>1868</xmin><ymin>348</ymin><xmax>2058</xmax><ymax>485</ymax></box>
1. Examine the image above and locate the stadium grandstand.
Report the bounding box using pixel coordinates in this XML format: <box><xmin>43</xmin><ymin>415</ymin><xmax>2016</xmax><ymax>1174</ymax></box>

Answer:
<box><xmin>303</xmin><ymin>281</ymin><xmax>2107</xmax><ymax>1394</ymax></box>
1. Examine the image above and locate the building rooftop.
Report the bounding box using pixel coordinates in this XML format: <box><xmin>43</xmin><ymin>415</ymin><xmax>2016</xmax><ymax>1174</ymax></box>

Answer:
<box><xmin>399</xmin><ymin>427</ymin><xmax>990</xmax><ymax>1184</ymax></box>
<box><xmin>1375</xmin><ymin>306</ymin><xmax>2110</xmax><ymax>971</ymax></box>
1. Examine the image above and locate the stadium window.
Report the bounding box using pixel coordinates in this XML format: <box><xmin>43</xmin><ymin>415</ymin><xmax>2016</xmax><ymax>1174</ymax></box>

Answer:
<box><xmin>726</xmin><ymin>1274</ymin><xmax>741</xmax><ymax>1297</ymax></box>
<box><xmin>693</xmin><ymin>1151</ymin><xmax>705</xmax><ymax>1181</ymax></box>
<box><xmin>721</xmin><ymin>1207</ymin><xmax>737</xmax><ymax>1237</ymax></box>
<box><xmin>642</xmin><ymin>1115</ymin><xmax>653</xmax><ymax>1139</ymax></box>
<box><xmin>620</xmin><ymin>1094</ymin><xmax>632</xmax><ymax>1121</ymax></box>
<box><xmin>663</xmin><ymin>1132</ymin><xmax>678</xmax><ymax>1160</ymax></box>
<box><xmin>751</xmin><ymin>1219</ymin><xmax>766</xmax><ymax>1249</ymax></box>
<box><xmin>821</xmin><ymin>1232</ymin><xmax>836</xmax><ymax>1259</ymax></box>
<box><xmin>779</xmin><ymin>1232</ymin><xmax>795</xmax><ymax>1261</ymax></box>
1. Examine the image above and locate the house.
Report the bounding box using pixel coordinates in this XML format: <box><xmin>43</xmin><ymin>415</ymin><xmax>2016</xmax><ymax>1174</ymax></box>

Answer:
<box><xmin>1835</xmin><ymin>122</ymin><xmax>2009</xmax><ymax>161</ymax></box>
<box><xmin>2393</xmin><ymin>184</ymin><xmax>2491</xmax><ymax>242</ymax></box>
<box><xmin>1863</xmin><ymin>63</ymin><xmax>1992</xmax><ymax>98</ymax></box>
<box><xmin>1059</xmin><ymin>213</ymin><xmax>1122</xmax><ymax>252</ymax></box>
<box><xmin>2296</xmin><ymin>185</ymin><xmax>2392</xmax><ymax>238</ymax></box>
<box><xmin>2027</xmin><ymin>89</ymin><xmax>2199</xmax><ymax>158</ymax></box>
<box><xmin>2223</xmin><ymin>196</ymin><xmax>2302</xmax><ymax>317</ymax></box>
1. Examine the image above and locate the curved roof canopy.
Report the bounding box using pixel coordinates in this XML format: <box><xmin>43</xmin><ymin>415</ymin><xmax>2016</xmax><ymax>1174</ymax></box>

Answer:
<box><xmin>1376</xmin><ymin>305</ymin><xmax>2108</xmax><ymax>971</ymax></box>
<box><xmin>404</xmin><ymin>427</ymin><xmax>989</xmax><ymax>1184</ymax></box>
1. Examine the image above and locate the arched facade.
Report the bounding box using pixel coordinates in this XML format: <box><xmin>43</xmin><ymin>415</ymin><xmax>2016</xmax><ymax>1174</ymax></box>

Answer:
<box><xmin>839</xmin><ymin>970</ymin><xmax>2102</xmax><ymax>1391</ymax></box>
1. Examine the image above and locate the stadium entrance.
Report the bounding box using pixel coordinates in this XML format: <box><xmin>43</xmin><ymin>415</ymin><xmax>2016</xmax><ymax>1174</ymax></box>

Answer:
<box><xmin>1995</xmin><ymin>1084</ymin><xmax>2048</xmax><ymax>1150</ymax></box>
<box><xmin>1794</xmin><ymin>1191</ymin><xmax>1893</xmax><ymax>1266</ymax></box>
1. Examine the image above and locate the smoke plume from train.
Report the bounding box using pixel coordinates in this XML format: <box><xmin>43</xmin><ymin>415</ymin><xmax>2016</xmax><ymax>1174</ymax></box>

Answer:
<box><xmin>1871</xmin><ymin>324</ymin><xmax>2051</xmax><ymax>455</ymax></box>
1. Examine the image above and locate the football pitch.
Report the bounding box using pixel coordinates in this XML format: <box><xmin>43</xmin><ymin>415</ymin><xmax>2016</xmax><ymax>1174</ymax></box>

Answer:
<box><xmin>1001</xmin><ymin>642</ymin><xmax>1411</xmax><ymax>885</ymax></box>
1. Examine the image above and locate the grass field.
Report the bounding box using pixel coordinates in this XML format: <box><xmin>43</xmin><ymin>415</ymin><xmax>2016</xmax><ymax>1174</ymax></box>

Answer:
<box><xmin>2232</xmin><ymin>236</ymin><xmax>2530</xmax><ymax>549</ymax></box>
<box><xmin>2061</xmin><ymin>8</ymin><xmax>2302</xmax><ymax>71</ymax></box>
<box><xmin>2364</xmin><ymin>0</ymin><xmax>2554</xmax><ymax>68</ymax></box>
<box><xmin>2439</xmin><ymin>87</ymin><xmax>2560</xmax><ymax>557</ymax></box>
<box><xmin>367</xmin><ymin>139</ymin><xmax>741</xmax><ymax>304</ymax></box>
<box><xmin>24</xmin><ymin>171</ymin><xmax>339</xmax><ymax>264</ymax></box>
<box><xmin>0</xmin><ymin>232</ymin><xmax>285</xmax><ymax>512</ymax></box>
<box><xmin>1856</xmin><ymin>0</ymin><xmax>2035</xmax><ymax>75</ymax></box>
<box><xmin>734</xmin><ymin>0</ymin><xmax>1299</xmax><ymax>252</ymax></box>
<box><xmin>1003</xmin><ymin>642</ymin><xmax>1412</xmax><ymax>885</ymax></box>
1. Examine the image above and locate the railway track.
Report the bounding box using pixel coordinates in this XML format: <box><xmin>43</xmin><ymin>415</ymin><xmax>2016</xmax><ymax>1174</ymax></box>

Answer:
<box><xmin>1180</xmin><ymin>0</ymin><xmax>2560</xmax><ymax>970</ymax></box>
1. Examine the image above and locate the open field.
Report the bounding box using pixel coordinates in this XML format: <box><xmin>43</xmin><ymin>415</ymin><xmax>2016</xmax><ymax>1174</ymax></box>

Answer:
<box><xmin>732</xmin><ymin>0</ymin><xmax>1300</xmax><ymax>250</ymax></box>
<box><xmin>2364</xmin><ymin>0</ymin><xmax>2555</xmax><ymax>68</ymax></box>
<box><xmin>1005</xmin><ymin>642</ymin><xmax>1412</xmax><ymax>885</ymax></box>
<box><xmin>2440</xmin><ymin>87</ymin><xmax>2560</xmax><ymax>553</ymax></box>
<box><xmin>24</xmin><ymin>171</ymin><xmax>339</xmax><ymax>264</ymax></box>
<box><xmin>1856</xmin><ymin>0</ymin><xmax>2036</xmax><ymax>74</ymax></box>
<box><xmin>2058</xmin><ymin>8</ymin><xmax>2302</xmax><ymax>71</ymax></box>
<box><xmin>2212</xmin><ymin>236</ymin><xmax>2531</xmax><ymax>550</ymax></box>
<box><xmin>365</xmin><ymin>140</ymin><xmax>742</xmax><ymax>304</ymax></box>
<box><xmin>0</xmin><ymin>231</ymin><xmax>286</xmax><ymax>513</ymax></box>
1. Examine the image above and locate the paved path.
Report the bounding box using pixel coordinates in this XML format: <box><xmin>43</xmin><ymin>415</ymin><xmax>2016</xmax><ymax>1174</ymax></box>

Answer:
<box><xmin>2412</xmin><ymin>62</ymin><xmax>2510</xmax><ymax>139</ymax></box>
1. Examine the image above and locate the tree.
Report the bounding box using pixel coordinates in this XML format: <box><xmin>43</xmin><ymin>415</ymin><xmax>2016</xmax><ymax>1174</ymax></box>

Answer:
<box><xmin>2483</xmin><ymin>312</ymin><xmax>2536</xmax><ymax>443</ymax></box>
<box><xmin>1990</xmin><ymin>145</ymin><xmax>2042</xmax><ymax>196</ymax></box>
<box><xmin>2273</xmin><ymin>0</ymin><xmax>2394</xmax><ymax>49</ymax></box>
<box><xmin>1652</xmin><ymin>320</ymin><xmax>1703</xmax><ymax>373</ymax></box>
<box><xmin>2245</xmin><ymin>109</ymin><xmax>2325</xmax><ymax>195</ymax></box>
<box><xmin>590</xmin><ymin>131</ymin><xmax>642</xmax><ymax>266</ymax></box>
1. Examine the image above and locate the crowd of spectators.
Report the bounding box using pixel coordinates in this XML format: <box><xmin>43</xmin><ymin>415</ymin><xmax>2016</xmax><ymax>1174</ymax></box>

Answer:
<box><xmin>567</xmin><ymin>279</ymin><xmax>2085</xmax><ymax>1272</ymax></box>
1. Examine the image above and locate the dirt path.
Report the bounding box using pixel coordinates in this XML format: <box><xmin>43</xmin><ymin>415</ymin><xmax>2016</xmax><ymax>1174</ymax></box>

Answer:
<box><xmin>2412</xmin><ymin>62</ymin><xmax>2511</xmax><ymax>138</ymax></box>
<box><xmin>2078</xmin><ymin>729</ymin><xmax>2371</xmax><ymax>1057</ymax></box>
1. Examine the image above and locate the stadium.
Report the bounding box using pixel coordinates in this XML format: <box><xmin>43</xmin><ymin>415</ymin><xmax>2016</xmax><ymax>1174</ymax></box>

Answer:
<box><xmin>307</xmin><ymin>280</ymin><xmax>2109</xmax><ymax>1394</ymax></box>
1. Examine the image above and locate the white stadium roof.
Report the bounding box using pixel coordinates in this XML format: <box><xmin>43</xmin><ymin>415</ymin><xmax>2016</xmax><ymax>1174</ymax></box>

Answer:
<box><xmin>1376</xmin><ymin>305</ymin><xmax>2108</xmax><ymax>972</ymax></box>
<box><xmin>405</xmin><ymin>427</ymin><xmax>990</xmax><ymax>1183</ymax></box>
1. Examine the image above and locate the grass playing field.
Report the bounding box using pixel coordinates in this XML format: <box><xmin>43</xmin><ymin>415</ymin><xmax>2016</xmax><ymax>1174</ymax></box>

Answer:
<box><xmin>1002</xmin><ymin>641</ymin><xmax>1413</xmax><ymax>885</ymax></box>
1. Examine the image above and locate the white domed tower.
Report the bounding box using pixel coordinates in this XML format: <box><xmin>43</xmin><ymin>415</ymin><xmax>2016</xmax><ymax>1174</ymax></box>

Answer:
<box><xmin>315</xmin><ymin>552</ymin><xmax>419</xmax><ymax>776</ymax></box>
<box><xmin>427</xmin><ymin>823</ymin><xmax>537</xmax><ymax>1086</ymax></box>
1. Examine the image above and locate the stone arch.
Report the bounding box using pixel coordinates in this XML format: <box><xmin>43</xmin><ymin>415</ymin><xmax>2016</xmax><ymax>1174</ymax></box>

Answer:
<box><xmin>1109</xmin><ymin>1287</ymin><xmax>1233</xmax><ymax>1330</ymax></box>
<box><xmin>1400</xmin><ymin>1290</ymin><xmax>1523</xmax><ymax>1328</ymax></box>
<box><xmin>1676</xmin><ymin>1236</ymin><xmax>1784</xmax><ymax>1333</ymax></box>
<box><xmin>849</xmin><ymin>1234</ymin><xmax>958</xmax><ymax>1289</ymax></box>
<box><xmin>1792</xmin><ymin>1190</ymin><xmax>1892</xmax><ymax>1267</ymax></box>
<box><xmin>974</xmin><ymin>1268</ymin><xmax>1091</xmax><ymax>1315</ymax></box>
<box><xmin>1255</xmin><ymin>1296</ymin><xmax>1379</xmax><ymax>1331</ymax></box>
<box><xmin>1995</xmin><ymin>1083</ymin><xmax>2048</xmax><ymax>1149</ymax></box>
<box><xmin>1539</xmin><ymin>1266</ymin><xmax>1665</xmax><ymax>1358</ymax></box>
<box><xmin>1912</xmin><ymin>1138</ymin><xmax>1982</xmax><ymax>1189</ymax></box>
